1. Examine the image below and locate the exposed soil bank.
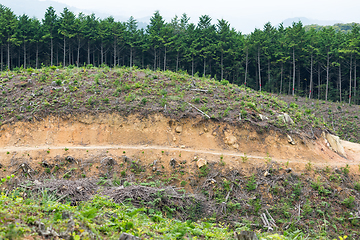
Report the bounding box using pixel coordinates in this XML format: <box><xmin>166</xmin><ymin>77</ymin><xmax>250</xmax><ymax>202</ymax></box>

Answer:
<box><xmin>0</xmin><ymin>113</ymin><xmax>359</xmax><ymax>179</ymax></box>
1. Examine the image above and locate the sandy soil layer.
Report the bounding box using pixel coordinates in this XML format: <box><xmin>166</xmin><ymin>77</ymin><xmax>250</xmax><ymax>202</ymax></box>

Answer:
<box><xmin>0</xmin><ymin>113</ymin><xmax>359</xmax><ymax>177</ymax></box>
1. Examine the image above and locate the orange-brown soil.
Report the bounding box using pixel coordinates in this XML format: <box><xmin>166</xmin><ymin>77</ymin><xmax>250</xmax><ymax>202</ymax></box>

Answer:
<box><xmin>0</xmin><ymin>113</ymin><xmax>359</xmax><ymax>179</ymax></box>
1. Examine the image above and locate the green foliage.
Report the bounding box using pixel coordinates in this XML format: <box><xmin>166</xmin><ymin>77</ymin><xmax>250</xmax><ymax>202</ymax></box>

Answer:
<box><xmin>199</xmin><ymin>165</ymin><xmax>210</xmax><ymax>177</ymax></box>
<box><xmin>342</xmin><ymin>196</ymin><xmax>355</xmax><ymax>208</ymax></box>
<box><xmin>246</xmin><ymin>174</ymin><xmax>257</xmax><ymax>191</ymax></box>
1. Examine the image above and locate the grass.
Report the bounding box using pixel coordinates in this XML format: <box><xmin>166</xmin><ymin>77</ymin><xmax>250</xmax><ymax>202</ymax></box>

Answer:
<box><xmin>0</xmin><ymin>193</ymin><xmax>233</xmax><ymax>239</ymax></box>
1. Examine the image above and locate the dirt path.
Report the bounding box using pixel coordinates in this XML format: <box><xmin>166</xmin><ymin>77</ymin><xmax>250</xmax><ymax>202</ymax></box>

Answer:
<box><xmin>2</xmin><ymin>143</ymin><xmax>358</xmax><ymax>167</ymax></box>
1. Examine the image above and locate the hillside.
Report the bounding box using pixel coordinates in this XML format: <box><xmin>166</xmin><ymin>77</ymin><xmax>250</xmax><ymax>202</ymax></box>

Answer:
<box><xmin>1</xmin><ymin>66</ymin><xmax>360</xmax><ymax>239</ymax></box>
<box><xmin>304</xmin><ymin>22</ymin><xmax>360</xmax><ymax>33</ymax></box>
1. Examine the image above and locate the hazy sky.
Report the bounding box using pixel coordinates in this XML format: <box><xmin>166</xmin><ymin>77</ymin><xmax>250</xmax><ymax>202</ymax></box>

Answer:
<box><xmin>44</xmin><ymin>0</ymin><xmax>360</xmax><ymax>33</ymax></box>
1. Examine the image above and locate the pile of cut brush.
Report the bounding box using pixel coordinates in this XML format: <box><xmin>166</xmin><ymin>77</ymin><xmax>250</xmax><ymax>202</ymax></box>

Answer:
<box><xmin>24</xmin><ymin>179</ymin><xmax>215</xmax><ymax>221</ymax></box>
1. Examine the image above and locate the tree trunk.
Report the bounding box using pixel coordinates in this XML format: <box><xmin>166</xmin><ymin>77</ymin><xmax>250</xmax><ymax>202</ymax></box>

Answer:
<box><xmin>339</xmin><ymin>61</ymin><xmax>342</xmax><ymax>102</ymax></box>
<box><xmin>349</xmin><ymin>54</ymin><xmax>353</xmax><ymax>104</ymax></box>
<box><xmin>221</xmin><ymin>51</ymin><xmax>224</xmax><ymax>80</ymax></box>
<box><xmin>7</xmin><ymin>39</ymin><xmax>10</xmax><ymax>70</ymax></box>
<box><xmin>50</xmin><ymin>36</ymin><xmax>53</xmax><ymax>66</ymax></box>
<box><xmin>36</xmin><ymin>43</ymin><xmax>39</xmax><ymax>69</ymax></box>
<box><xmin>164</xmin><ymin>46</ymin><xmax>167</xmax><ymax>71</ymax></box>
<box><xmin>0</xmin><ymin>45</ymin><xmax>2</xmax><ymax>71</ymax></box>
<box><xmin>191</xmin><ymin>55</ymin><xmax>194</xmax><ymax>76</ymax></box>
<box><xmin>153</xmin><ymin>48</ymin><xmax>156</xmax><ymax>71</ymax></box>
<box><xmin>288</xmin><ymin>64</ymin><xmax>291</xmax><ymax>95</ymax></box>
<box><xmin>23</xmin><ymin>41</ymin><xmax>26</xmax><ymax>69</ymax></box>
<box><xmin>87</xmin><ymin>41</ymin><xmax>91</xmax><ymax>65</ymax></box>
<box><xmin>63</xmin><ymin>36</ymin><xmax>66</xmax><ymax>67</ymax></box>
<box><xmin>257</xmin><ymin>48</ymin><xmax>261</xmax><ymax>91</ymax></box>
<box><xmin>354</xmin><ymin>57</ymin><xmax>357</xmax><ymax>104</ymax></box>
<box><xmin>244</xmin><ymin>48</ymin><xmax>248</xmax><ymax>85</ymax></box>
<box><xmin>142</xmin><ymin>53</ymin><xmax>144</xmax><ymax>68</ymax></box>
<box><xmin>280</xmin><ymin>62</ymin><xmax>283</xmax><ymax>94</ymax></box>
<box><xmin>318</xmin><ymin>63</ymin><xmax>321</xmax><ymax>99</ymax></box>
<box><xmin>292</xmin><ymin>48</ymin><xmax>295</xmax><ymax>95</ymax></box>
<box><xmin>93</xmin><ymin>48</ymin><xmax>96</xmax><ymax>66</ymax></box>
<box><xmin>101</xmin><ymin>43</ymin><xmax>104</xmax><ymax>65</ymax></box>
<box><xmin>325</xmin><ymin>52</ymin><xmax>330</xmax><ymax>101</ymax></box>
<box><xmin>18</xmin><ymin>49</ymin><xmax>20</xmax><ymax>68</ymax></box>
<box><xmin>130</xmin><ymin>47</ymin><xmax>133</xmax><ymax>68</ymax></box>
<box><xmin>203</xmin><ymin>57</ymin><xmax>206</xmax><ymax>77</ymax></box>
<box><xmin>113</xmin><ymin>38</ymin><xmax>117</xmax><ymax>67</ymax></box>
<box><xmin>77</xmin><ymin>39</ymin><xmax>80</xmax><ymax>67</ymax></box>
<box><xmin>309</xmin><ymin>54</ymin><xmax>313</xmax><ymax>99</ymax></box>
<box><xmin>176</xmin><ymin>51</ymin><xmax>179</xmax><ymax>72</ymax></box>
<box><xmin>69</xmin><ymin>44</ymin><xmax>71</xmax><ymax>65</ymax></box>
<box><xmin>267</xmin><ymin>59</ymin><xmax>270</xmax><ymax>92</ymax></box>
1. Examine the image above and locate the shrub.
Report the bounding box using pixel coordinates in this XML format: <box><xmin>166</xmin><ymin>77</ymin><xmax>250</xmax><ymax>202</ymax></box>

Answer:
<box><xmin>342</xmin><ymin>196</ymin><xmax>355</xmax><ymax>208</ymax></box>
<box><xmin>246</xmin><ymin>175</ymin><xmax>257</xmax><ymax>191</ymax></box>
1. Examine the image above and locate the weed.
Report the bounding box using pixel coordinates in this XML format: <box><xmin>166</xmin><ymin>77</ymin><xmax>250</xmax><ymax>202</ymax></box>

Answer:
<box><xmin>199</xmin><ymin>165</ymin><xmax>210</xmax><ymax>177</ymax></box>
<box><xmin>180</xmin><ymin>180</ymin><xmax>187</xmax><ymax>187</ymax></box>
<box><xmin>305</xmin><ymin>161</ymin><xmax>312</xmax><ymax>171</ymax></box>
<box><xmin>63</xmin><ymin>172</ymin><xmax>71</xmax><ymax>179</ymax></box>
<box><xmin>292</xmin><ymin>181</ymin><xmax>302</xmax><ymax>199</ymax></box>
<box><xmin>241</xmin><ymin>153</ymin><xmax>248</xmax><ymax>163</ymax></box>
<box><xmin>246</xmin><ymin>175</ymin><xmax>257</xmax><ymax>191</ymax></box>
<box><xmin>354</xmin><ymin>181</ymin><xmax>360</xmax><ymax>191</ymax></box>
<box><xmin>342</xmin><ymin>196</ymin><xmax>355</xmax><ymax>208</ymax></box>
<box><xmin>264</xmin><ymin>153</ymin><xmax>272</xmax><ymax>164</ymax></box>
<box><xmin>341</xmin><ymin>164</ymin><xmax>350</xmax><ymax>175</ymax></box>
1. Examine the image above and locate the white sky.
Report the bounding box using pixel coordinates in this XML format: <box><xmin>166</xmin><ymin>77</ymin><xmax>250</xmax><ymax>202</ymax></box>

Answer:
<box><xmin>50</xmin><ymin>0</ymin><xmax>360</xmax><ymax>33</ymax></box>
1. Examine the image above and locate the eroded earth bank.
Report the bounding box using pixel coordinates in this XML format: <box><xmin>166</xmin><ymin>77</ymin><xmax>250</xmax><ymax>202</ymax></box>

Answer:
<box><xmin>1</xmin><ymin>113</ymin><xmax>359</xmax><ymax>178</ymax></box>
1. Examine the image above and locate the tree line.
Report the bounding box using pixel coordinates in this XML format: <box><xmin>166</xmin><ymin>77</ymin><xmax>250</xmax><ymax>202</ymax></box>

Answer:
<box><xmin>1</xmin><ymin>4</ymin><xmax>360</xmax><ymax>103</ymax></box>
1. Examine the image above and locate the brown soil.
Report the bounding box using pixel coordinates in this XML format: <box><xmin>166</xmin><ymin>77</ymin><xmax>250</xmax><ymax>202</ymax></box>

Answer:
<box><xmin>1</xmin><ymin>113</ymin><xmax>359</xmax><ymax>180</ymax></box>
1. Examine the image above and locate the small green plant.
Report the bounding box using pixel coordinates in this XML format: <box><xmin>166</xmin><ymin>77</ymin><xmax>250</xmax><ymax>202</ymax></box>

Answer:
<box><xmin>63</xmin><ymin>172</ymin><xmax>71</xmax><ymax>179</ymax></box>
<box><xmin>342</xmin><ymin>196</ymin><xmax>355</xmax><ymax>208</ymax></box>
<box><xmin>333</xmin><ymin>236</ymin><xmax>348</xmax><ymax>240</ymax></box>
<box><xmin>341</xmin><ymin>164</ymin><xmax>350</xmax><ymax>175</ymax></box>
<box><xmin>64</xmin><ymin>147</ymin><xmax>69</xmax><ymax>151</ymax></box>
<box><xmin>241</xmin><ymin>153</ymin><xmax>248</xmax><ymax>163</ymax></box>
<box><xmin>305</xmin><ymin>161</ymin><xmax>312</xmax><ymax>171</ymax></box>
<box><xmin>180</xmin><ymin>180</ymin><xmax>187</xmax><ymax>187</ymax></box>
<box><xmin>264</xmin><ymin>153</ymin><xmax>272</xmax><ymax>164</ymax></box>
<box><xmin>246</xmin><ymin>174</ymin><xmax>257</xmax><ymax>191</ymax></box>
<box><xmin>199</xmin><ymin>165</ymin><xmax>210</xmax><ymax>177</ymax></box>
<box><xmin>354</xmin><ymin>181</ymin><xmax>360</xmax><ymax>191</ymax></box>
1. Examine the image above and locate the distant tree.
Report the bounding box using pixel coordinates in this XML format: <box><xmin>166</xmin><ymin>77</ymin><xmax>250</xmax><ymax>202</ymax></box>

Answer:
<box><xmin>42</xmin><ymin>6</ymin><xmax>58</xmax><ymax>66</ymax></box>
<box><xmin>286</xmin><ymin>21</ymin><xmax>305</xmax><ymax>95</ymax></box>
<box><xmin>147</xmin><ymin>11</ymin><xmax>165</xmax><ymax>70</ymax></box>
<box><xmin>0</xmin><ymin>5</ymin><xmax>18</xmax><ymax>69</ymax></box>
<box><xmin>83</xmin><ymin>13</ymin><xmax>98</xmax><ymax>65</ymax></box>
<box><xmin>126</xmin><ymin>16</ymin><xmax>139</xmax><ymax>68</ymax></box>
<box><xmin>196</xmin><ymin>15</ymin><xmax>216</xmax><ymax>77</ymax></box>
<box><xmin>59</xmin><ymin>8</ymin><xmax>76</xmax><ymax>66</ymax></box>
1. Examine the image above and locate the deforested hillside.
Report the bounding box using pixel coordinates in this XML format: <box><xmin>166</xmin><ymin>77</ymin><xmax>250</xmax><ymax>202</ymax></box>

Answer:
<box><xmin>0</xmin><ymin>66</ymin><xmax>360</xmax><ymax>239</ymax></box>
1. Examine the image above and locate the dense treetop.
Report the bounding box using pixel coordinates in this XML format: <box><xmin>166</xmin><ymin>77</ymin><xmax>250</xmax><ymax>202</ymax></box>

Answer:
<box><xmin>1</xmin><ymin>4</ymin><xmax>360</xmax><ymax>103</ymax></box>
